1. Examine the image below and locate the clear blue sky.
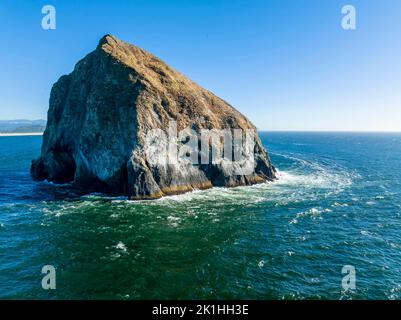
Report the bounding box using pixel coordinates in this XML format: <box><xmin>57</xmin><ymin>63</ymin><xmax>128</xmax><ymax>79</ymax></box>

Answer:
<box><xmin>0</xmin><ymin>0</ymin><xmax>400</xmax><ymax>131</ymax></box>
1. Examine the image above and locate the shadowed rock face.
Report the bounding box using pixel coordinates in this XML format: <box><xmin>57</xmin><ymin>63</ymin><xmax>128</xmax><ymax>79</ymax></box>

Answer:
<box><xmin>31</xmin><ymin>34</ymin><xmax>276</xmax><ymax>200</ymax></box>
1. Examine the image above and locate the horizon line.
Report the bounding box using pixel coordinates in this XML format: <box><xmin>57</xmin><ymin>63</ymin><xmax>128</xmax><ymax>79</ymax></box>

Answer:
<box><xmin>259</xmin><ymin>129</ymin><xmax>401</xmax><ymax>133</ymax></box>
<box><xmin>0</xmin><ymin>118</ymin><xmax>399</xmax><ymax>133</ymax></box>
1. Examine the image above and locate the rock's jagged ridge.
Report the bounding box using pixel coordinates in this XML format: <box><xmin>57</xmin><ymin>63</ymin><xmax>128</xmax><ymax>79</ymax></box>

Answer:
<box><xmin>31</xmin><ymin>34</ymin><xmax>276</xmax><ymax>200</ymax></box>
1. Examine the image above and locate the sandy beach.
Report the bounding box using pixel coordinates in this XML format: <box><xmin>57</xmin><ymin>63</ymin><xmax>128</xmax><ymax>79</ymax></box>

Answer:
<box><xmin>0</xmin><ymin>132</ymin><xmax>43</xmax><ymax>137</ymax></box>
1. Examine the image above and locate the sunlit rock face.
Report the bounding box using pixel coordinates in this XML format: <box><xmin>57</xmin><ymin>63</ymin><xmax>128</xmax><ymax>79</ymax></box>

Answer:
<box><xmin>31</xmin><ymin>35</ymin><xmax>276</xmax><ymax>200</ymax></box>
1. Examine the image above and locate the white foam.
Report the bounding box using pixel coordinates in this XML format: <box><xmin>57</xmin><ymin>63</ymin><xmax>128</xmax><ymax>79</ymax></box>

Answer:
<box><xmin>43</xmin><ymin>152</ymin><xmax>356</xmax><ymax>212</ymax></box>
<box><xmin>290</xmin><ymin>207</ymin><xmax>332</xmax><ymax>224</ymax></box>
<box><xmin>115</xmin><ymin>241</ymin><xmax>127</xmax><ymax>252</ymax></box>
<box><xmin>333</xmin><ymin>202</ymin><xmax>349</xmax><ymax>207</ymax></box>
<box><xmin>167</xmin><ymin>215</ymin><xmax>182</xmax><ymax>227</ymax></box>
<box><xmin>273</xmin><ymin>152</ymin><xmax>356</xmax><ymax>190</ymax></box>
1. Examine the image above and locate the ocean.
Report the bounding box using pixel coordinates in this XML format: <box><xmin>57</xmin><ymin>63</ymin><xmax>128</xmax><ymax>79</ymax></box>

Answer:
<box><xmin>1</xmin><ymin>132</ymin><xmax>401</xmax><ymax>299</ymax></box>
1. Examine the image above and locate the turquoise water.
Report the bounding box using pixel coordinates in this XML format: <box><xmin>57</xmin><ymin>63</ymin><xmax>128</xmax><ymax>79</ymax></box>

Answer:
<box><xmin>1</xmin><ymin>132</ymin><xmax>401</xmax><ymax>299</ymax></box>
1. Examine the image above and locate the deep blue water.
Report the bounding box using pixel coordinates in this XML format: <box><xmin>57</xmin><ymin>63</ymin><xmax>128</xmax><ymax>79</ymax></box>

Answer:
<box><xmin>1</xmin><ymin>132</ymin><xmax>401</xmax><ymax>299</ymax></box>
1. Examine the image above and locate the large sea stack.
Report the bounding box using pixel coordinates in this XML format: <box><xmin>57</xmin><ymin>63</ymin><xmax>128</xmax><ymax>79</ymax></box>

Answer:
<box><xmin>31</xmin><ymin>35</ymin><xmax>276</xmax><ymax>200</ymax></box>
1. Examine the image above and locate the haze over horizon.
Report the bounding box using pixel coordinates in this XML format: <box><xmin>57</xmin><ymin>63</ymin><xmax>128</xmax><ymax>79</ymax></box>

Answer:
<box><xmin>1</xmin><ymin>0</ymin><xmax>400</xmax><ymax>131</ymax></box>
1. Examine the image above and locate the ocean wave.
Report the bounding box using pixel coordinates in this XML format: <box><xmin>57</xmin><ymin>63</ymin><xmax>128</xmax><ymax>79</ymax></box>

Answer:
<box><xmin>167</xmin><ymin>215</ymin><xmax>182</xmax><ymax>227</ymax></box>
<box><xmin>35</xmin><ymin>152</ymin><xmax>356</xmax><ymax>211</ymax></box>
<box><xmin>273</xmin><ymin>152</ymin><xmax>356</xmax><ymax>190</ymax></box>
<box><xmin>114</xmin><ymin>241</ymin><xmax>128</xmax><ymax>252</ymax></box>
<box><xmin>289</xmin><ymin>207</ymin><xmax>332</xmax><ymax>224</ymax></box>
<box><xmin>148</xmin><ymin>157</ymin><xmax>354</xmax><ymax>205</ymax></box>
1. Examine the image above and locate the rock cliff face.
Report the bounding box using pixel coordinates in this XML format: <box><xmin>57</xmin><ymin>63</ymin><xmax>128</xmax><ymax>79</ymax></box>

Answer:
<box><xmin>31</xmin><ymin>35</ymin><xmax>276</xmax><ymax>200</ymax></box>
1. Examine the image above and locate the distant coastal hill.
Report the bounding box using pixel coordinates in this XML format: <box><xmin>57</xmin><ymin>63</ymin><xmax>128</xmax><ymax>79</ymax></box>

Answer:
<box><xmin>0</xmin><ymin>120</ymin><xmax>46</xmax><ymax>134</ymax></box>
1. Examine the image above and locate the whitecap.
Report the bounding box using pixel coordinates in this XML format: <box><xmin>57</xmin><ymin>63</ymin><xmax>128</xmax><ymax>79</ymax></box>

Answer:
<box><xmin>167</xmin><ymin>215</ymin><xmax>181</xmax><ymax>227</ymax></box>
<box><xmin>167</xmin><ymin>216</ymin><xmax>181</xmax><ymax>222</ymax></box>
<box><xmin>333</xmin><ymin>202</ymin><xmax>349</xmax><ymax>207</ymax></box>
<box><xmin>310</xmin><ymin>277</ymin><xmax>321</xmax><ymax>284</ymax></box>
<box><xmin>186</xmin><ymin>210</ymin><xmax>197</xmax><ymax>217</ymax></box>
<box><xmin>115</xmin><ymin>241</ymin><xmax>127</xmax><ymax>252</ymax></box>
<box><xmin>272</xmin><ymin>152</ymin><xmax>356</xmax><ymax>191</ymax></box>
<box><xmin>295</xmin><ymin>207</ymin><xmax>326</xmax><ymax>220</ymax></box>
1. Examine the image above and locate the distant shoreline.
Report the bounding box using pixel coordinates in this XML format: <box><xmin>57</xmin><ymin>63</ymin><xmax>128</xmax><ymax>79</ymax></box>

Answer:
<box><xmin>0</xmin><ymin>132</ymin><xmax>43</xmax><ymax>137</ymax></box>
